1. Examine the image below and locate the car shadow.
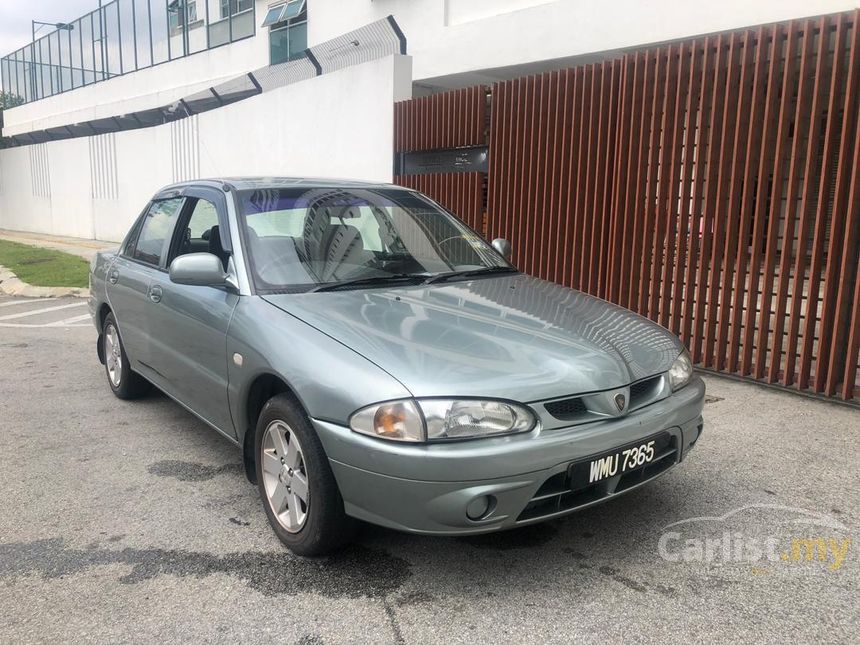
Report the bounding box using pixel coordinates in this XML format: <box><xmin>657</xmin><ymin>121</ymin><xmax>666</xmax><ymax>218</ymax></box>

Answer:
<box><xmin>131</xmin><ymin>389</ymin><xmax>710</xmax><ymax>593</ymax></box>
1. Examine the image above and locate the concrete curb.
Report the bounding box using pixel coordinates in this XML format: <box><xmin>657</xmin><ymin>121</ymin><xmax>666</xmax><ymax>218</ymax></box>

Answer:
<box><xmin>0</xmin><ymin>264</ymin><xmax>90</xmax><ymax>299</ymax></box>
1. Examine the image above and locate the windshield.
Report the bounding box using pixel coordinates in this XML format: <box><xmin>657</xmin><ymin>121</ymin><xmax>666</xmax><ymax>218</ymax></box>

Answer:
<box><xmin>237</xmin><ymin>186</ymin><xmax>513</xmax><ymax>292</ymax></box>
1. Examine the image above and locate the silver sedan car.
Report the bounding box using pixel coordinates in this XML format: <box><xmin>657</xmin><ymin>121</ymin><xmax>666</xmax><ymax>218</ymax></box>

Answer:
<box><xmin>89</xmin><ymin>178</ymin><xmax>704</xmax><ymax>555</ymax></box>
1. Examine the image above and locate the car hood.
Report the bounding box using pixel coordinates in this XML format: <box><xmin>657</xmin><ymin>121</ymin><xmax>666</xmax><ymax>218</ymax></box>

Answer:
<box><xmin>262</xmin><ymin>274</ymin><xmax>683</xmax><ymax>402</ymax></box>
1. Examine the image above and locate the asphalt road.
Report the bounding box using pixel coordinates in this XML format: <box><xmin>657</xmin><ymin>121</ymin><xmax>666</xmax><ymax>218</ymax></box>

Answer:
<box><xmin>1</xmin><ymin>295</ymin><xmax>858</xmax><ymax>644</ymax></box>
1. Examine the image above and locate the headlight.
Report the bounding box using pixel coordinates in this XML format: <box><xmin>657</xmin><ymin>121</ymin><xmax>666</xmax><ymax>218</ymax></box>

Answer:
<box><xmin>349</xmin><ymin>399</ymin><xmax>536</xmax><ymax>442</ymax></box>
<box><xmin>420</xmin><ymin>399</ymin><xmax>535</xmax><ymax>440</ymax></box>
<box><xmin>668</xmin><ymin>349</ymin><xmax>693</xmax><ymax>391</ymax></box>
<box><xmin>349</xmin><ymin>400</ymin><xmax>424</xmax><ymax>442</ymax></box>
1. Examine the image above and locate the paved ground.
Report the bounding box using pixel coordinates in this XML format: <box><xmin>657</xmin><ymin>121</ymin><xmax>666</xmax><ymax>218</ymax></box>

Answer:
<box><xmin>0</xmin><ymin>297</ymin><xmax>91</xmax><ymax>328</ymax></box>
<box><xmin>0</xmin><ymin>295</ymin><xmax>857</xmax><ymax>644</ymax></box>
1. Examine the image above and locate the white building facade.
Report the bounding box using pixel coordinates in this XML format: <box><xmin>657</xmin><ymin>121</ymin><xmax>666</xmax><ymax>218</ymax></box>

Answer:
<box><xmin>0</xmin><ymin>0</ymin><xmax>856</xmax><ymax>239</ymax></box>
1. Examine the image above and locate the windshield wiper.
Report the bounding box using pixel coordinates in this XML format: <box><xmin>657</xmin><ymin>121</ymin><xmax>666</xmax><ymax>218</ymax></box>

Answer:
<box><xmin>309</xmin><ymin>274</ymin><xmax>428</xmax><ymax>293</ymax></box>
<box><xmin>423</xmin><ymin>266</ymin><xmax>518</xmax><ymax>284</ymax></box>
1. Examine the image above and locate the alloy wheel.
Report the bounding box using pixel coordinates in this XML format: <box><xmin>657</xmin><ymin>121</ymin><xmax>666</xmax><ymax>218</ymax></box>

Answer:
<box><xmin>105</xmin><ymin>324</ymin><xmax>122</xmax><ymax>387</ymax></box>
<box><xmin>261</xmin><ymin>420</ymin><xmax>309</xmax><ymax>533</ymax></box>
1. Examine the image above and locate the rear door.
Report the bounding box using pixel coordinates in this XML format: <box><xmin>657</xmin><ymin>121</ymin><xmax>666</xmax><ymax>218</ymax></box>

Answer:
<box><xmin>146</xmin><ymin>188</ymin><xmax>239</xmax><ymax>437</ymax></box>
<box><xmin>106</xmin><ymin>197</ymin><xmax>184</xmax><ymax>374</ymax></box>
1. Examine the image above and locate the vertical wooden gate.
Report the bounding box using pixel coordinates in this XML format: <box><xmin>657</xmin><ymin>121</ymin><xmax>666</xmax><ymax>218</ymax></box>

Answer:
<box><xmin>394</xmin><ymin>10</ymin><xmax>860</xmax><ymax>404</ymax></box>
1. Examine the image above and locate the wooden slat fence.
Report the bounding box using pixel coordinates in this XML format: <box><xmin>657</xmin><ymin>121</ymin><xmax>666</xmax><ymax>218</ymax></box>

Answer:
<box><xmin>393</xmin><ymin>172</ymin><xmax>486</xmax><ymax>233</ymax></box>
<box><xmin>394</xmin><ymin>10</ymin><xmax>860</xmax><ymax>403</ymax></box>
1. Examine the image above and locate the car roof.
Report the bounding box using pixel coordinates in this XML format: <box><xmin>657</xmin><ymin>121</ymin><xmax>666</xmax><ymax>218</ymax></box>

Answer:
<box><xmin>160</xmin><ymin>177</ymin><xmax>413</xmax><ymax>192</ymax></box>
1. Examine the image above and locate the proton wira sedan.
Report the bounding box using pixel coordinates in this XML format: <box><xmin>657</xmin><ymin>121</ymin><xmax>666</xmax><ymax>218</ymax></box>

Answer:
<box><xmin>89</xmin><ymin>178</ymin><xmax>705</xmax><ymax>555</ymax></box>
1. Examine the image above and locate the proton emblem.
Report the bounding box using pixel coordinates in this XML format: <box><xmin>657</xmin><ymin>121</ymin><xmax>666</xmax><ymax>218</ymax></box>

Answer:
<box><xmin>614</xmin><ymin>393</ymin><xmax>626</xmax><ymax>412</ymax></box>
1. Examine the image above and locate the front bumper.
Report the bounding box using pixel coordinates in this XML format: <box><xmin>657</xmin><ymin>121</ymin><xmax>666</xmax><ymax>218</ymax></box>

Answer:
<box><xmin>313</xmin><ymin>376</ymin><xmax>705</xmax><ymax>535</ymax></box>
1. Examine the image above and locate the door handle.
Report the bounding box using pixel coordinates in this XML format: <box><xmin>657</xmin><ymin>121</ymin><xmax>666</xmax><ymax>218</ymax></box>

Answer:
<box><xmin>108</xmin><ymin>269</ymin><xmax>119</xmax><ymax>284</ymax></box>
<box><xmin>149</xmin><ymin>285</ymin><xmax>163</xmax><ymax>303</ymax></box>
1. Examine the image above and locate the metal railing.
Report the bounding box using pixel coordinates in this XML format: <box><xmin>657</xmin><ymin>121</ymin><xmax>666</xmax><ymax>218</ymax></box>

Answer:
<box><xmin>0</xmin><ymin>0</ymin><xmax>256</xmax><ymax>106</ymax></box>
<box><xmin>0</xmin><ymin>16</ymin><xmax>407</xmax><ymax>147</ymax></box>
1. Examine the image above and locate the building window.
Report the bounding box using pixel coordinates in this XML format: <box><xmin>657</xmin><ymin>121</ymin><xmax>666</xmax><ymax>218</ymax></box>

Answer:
<box><xmin>262</xmin><ymin>5</ymin><xmax>286</xmax><ymax>27</ymax></box>
<box><xmin>267</xmin><ymin>1</ymin><xmax>307</xmax><ymax>64</ymax></box>
<box><xmin>270</xmin><ymin>21</ymin><xmax>307</xmax><ymax>63</ymax></box>
<box><xmin>168</xmin><ymin>1</ymin><xmax>198</xmax><ymax>30</ymax></box>
<box><xmin>221</xmin><ymin>0</ymin><xmax>254</xmax><ymax>19</ymax></box>
<box><xmin>262</xmin><ymin>0</ymin><xmax>305</xmax><ymax>26</ymax></box>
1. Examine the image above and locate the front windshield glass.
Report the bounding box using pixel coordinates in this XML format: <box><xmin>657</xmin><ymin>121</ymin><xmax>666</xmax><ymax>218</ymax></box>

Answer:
<box><xmin>237</xmin><ymin>186</ymin><xmax>512</xmax><ymax>291</ymax></box>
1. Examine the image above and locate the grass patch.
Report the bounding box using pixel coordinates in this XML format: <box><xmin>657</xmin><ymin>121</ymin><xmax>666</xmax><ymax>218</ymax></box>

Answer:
<box><xmin>0</xmin><ymin>239</ymin><xmax>89</xmax><ymax>288</ymax></box>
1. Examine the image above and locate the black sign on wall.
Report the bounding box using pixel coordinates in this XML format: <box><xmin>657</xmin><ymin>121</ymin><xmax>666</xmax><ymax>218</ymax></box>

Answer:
<box><xmin>396</xmin><ymin>146</ymin><xmax>488</xmax><ymax>176</ymax></box>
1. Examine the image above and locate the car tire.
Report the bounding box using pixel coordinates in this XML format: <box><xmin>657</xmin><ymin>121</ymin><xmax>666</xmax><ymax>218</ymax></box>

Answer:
<box><xmin>255</xmin><ymin>393</ymin><xmax>355</xmax><ymax>556</ymax></box>
<box><xmin>102</xmin><ymin>313</ymin><xmax>150</xmax><ymax>400</ymax></box>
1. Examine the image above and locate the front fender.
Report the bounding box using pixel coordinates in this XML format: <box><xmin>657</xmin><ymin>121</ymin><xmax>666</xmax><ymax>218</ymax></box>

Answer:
<box><xmin>226</xmin><ymin>297</ymin><xmax>413</xmax><ymax>447</ymax></box>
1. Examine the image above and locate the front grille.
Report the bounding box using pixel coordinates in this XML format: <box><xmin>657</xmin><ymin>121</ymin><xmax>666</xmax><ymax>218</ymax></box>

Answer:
<box><xmin>517</xmin><ymin>433</ymin><xmax>678</xmax><ymax>522</ymax></box>
<box><xmin>545</xmin><ymin>375</ymin><xmax>663</xmax><ymax>422</ymax></box>
<box><xmin>629</xmin><ymin>375</ymin><xmax>662</xmax><ymax>408</ymax></box>
<box><xmin>544</xmin><ymin>396</ymin><xmax>587</xmax><ymax>420</ymax></box>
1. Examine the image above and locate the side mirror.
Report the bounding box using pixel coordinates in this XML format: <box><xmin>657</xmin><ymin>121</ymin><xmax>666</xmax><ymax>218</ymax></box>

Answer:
<box><xmin>169</xmin><ymin>252</ymin><xmax>228</xmax><ymax>287</ymax></box>
<box><xmin>491</xmin><ymin>238</ymin><xmax>512</xmax><ymax>261</ymax></box>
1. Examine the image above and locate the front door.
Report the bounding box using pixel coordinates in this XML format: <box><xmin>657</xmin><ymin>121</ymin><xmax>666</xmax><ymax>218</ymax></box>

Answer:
<box><xmin>146</xmin><ymin>189</ymin><xmax>239</xmax><ymax>437</ymax></box>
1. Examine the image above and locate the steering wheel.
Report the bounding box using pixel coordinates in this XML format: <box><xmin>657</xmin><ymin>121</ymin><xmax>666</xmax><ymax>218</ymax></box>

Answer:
<box><xmin>436</xmin><ymin>235</ymin><xmax>470</xmax><ymax>259</ymax></box>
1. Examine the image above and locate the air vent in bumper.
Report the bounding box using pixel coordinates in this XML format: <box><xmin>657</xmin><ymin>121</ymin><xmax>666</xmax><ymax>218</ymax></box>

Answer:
<box><xmin>517</xmin><ymin>432</ymin><xmax>678</xmax><ymax>523</ymax></box>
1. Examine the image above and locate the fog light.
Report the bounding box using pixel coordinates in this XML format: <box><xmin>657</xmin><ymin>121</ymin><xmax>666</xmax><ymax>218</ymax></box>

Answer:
<box><xmin>466</xmin><ymin>495</ymin><xmax>495</xmax><ymax>520</ymax></box>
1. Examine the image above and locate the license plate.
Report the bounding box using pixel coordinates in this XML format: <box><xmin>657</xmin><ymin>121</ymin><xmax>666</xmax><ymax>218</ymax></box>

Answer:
<box><xmin>568</xmin><ymin>433</ymin><xmax>671</xmax><ymax>490</ymax></box>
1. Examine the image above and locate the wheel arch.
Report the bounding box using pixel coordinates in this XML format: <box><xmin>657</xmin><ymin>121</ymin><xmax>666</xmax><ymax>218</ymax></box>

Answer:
<box><xmin>95</xmin><ymin>303</ymin><xmax>113</xmax><ymax>364</ymax></box>
<box><xmin>241</xmin><ymin>372</ymin><xmax>308</xmax><ymax>484</ymax></box>
<box><xmin>97</xmin><ymin>303</ymin><xmax>113</xmax><ymax>328</ymax></box>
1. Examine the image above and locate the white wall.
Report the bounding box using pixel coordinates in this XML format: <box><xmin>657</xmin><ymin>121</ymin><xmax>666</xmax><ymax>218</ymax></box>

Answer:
<box><xmin>198</xmin><ymin>55</ymin><xmax>410</xmax><ymax>179</ymax></box>
<box><xmin>309</xmin><ymin>0</ymin><xmax>859</xmax><ymax>83</ymax></box>
<box><xmin>0</xmin><ymin>55</ymin><xmax>412</xmax><ymax>242</ymax></box>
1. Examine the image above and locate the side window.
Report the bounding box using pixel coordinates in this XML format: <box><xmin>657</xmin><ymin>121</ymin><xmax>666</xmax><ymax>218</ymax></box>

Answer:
<box><xmin>174</xmin><ymin>198</ymin><xmax>220</xmax><ymax>257</ymax></box>
<box><xmin>121</xmin><ymin>216</ymin><xmax>145</xmax><ymax>256</ymax></box>
<box><xmin>172</xmin><ymin>197</ymin><xmax>230</xmax><ymax>270</ymax></box>
<box><xmin>132</xmin><ymin>198</ymin><xmax>183</xmax><ymax>266</ymax></box>
<box><xmin>187</xmin><ymin>199</ymin><xmax>220</xmax><ymax>239</ymax></box>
